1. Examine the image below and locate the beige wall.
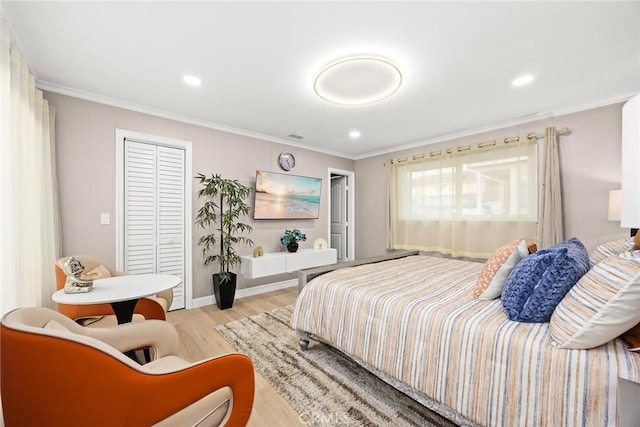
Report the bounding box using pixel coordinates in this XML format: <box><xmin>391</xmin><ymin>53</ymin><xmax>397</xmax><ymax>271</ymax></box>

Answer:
<box><xmin>354</xmin><ymin>103</ymin><xmax>628</xmax><ymax>259</ymax></box>
<box><xmin>47</xmin><ymin>92</ymin><xmax>354</xmax><ymax>299</ymax></box>
<box><xmin>49</xmin><ymin>91</ymin><xmax>628</xmax><ymax>299</ymax></box>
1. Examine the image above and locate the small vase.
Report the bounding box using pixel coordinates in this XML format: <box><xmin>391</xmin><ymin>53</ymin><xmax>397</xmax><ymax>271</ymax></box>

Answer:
<box><xmin>287</xmin><ymin>242</ymin><xmax>299</xmax><ymax>253</ymax></box>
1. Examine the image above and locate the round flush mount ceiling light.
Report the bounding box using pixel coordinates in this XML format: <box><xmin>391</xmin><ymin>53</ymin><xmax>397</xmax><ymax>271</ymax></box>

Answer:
<box><xmin>349</xmin><ymin>130</ymin><xmax>361</xmax><ymax>139</ymax></box>
<box><xmin>511</xmin><ymin>74</ymin><xmax>534</xmax><ymax>87</ymax></box>
<box><xmin>183</xmin><ymin>75</ymin><xmax>202</xmax><ymax>86</ymax></box>
<box><xmin>314</xmin><ymin>57</ymin><xmax>402</xmax><ymax>105</ymax></box>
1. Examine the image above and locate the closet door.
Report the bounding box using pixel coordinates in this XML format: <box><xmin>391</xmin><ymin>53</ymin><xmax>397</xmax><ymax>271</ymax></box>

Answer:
<box><xmin>157</xmin><ymin>146</ymin><xmax>185</xmax><ymax>308</ymax></box>
<box><xmin>123</xmin><ymin>140</ymin><xmax>186</xmax><ymax>310</ymax></box>
<box><xmin>124</xmin><ymin>141</ymin><xmax>157</xmax><ymax>274</ymax></box>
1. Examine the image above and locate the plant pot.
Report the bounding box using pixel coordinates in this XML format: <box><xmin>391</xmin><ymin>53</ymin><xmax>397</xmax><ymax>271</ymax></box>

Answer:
<box><xmin>213</xmin><ymin>273</ymin><xmax>237</xmax><ymax>310</ymax></box>
<box><xmin>287</xmin><ymin>242</ymin><xmax>299</xmax><ymax>253</ymax></box>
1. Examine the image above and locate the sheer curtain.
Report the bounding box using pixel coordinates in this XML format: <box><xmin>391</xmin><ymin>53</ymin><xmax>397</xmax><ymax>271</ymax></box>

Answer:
<box><xmin>0</xmin><ymin>21</ymin><xmax>61</xmax><ymax>314</ymax></box>
<box><xmin>387</xmin><ymin>138</ymin><xmax>537</xmax><ymax>258</ymax></box>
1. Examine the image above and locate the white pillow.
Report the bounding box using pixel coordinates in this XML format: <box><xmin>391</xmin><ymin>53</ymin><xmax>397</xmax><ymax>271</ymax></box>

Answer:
<box><xmin>473</xmin><ymin>239</ymin><xmax>529</xmax><ymax>300</ymax></box>
<box><xmin>550</xmin><ymin>251</ymin><xmax>640</xmax><ymax>349</ymax></box>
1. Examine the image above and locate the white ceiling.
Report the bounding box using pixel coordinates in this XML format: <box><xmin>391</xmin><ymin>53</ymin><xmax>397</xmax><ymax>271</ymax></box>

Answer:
<box><xmin>3</xmin><ymin>1</ymin><xmax>639</xmax><ymax>159</ymax></box>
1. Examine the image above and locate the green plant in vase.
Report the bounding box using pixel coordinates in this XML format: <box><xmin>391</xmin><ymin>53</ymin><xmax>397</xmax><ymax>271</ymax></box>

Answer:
<box><xmin>195</xmin><ymin>173</ymin><xmax>253</xmax><ymax>309</ymax></box>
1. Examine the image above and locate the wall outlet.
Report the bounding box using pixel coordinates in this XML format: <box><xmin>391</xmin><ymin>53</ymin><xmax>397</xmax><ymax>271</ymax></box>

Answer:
<box><xmin>100</xmin><ymin>213</ymin><xmax>110</xmax><ymax>225</ymax></box>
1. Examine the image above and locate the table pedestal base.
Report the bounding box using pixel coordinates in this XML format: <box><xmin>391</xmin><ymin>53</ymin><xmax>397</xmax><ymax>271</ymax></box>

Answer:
<box><xmin>110</xmin><ymin>299</ymin><xmax>147</xmax><ymax>362</ymax></box>
<box><xmin>110</xmin><ymin>299</ymin><xmax>139</xmax><ymax>324</ymax></box>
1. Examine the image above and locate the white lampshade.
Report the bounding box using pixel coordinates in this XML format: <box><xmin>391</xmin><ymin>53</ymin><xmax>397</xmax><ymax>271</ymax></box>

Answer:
<box><xmin>608</xmin><ymin>189</ymin><xmax>621</xmax><ymax>221</ymax></box>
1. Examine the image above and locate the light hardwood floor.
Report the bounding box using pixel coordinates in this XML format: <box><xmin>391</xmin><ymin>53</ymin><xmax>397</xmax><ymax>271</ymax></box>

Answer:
<box><xmin>165</xmin><ymin>287</ymin><xmax>304</xmax><ymax>426</ymax></box>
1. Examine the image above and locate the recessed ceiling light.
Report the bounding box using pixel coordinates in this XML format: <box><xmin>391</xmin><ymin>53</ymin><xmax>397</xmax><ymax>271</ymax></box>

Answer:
<box><xmin>183</xmin><ymin>75</ymin><xmax>202</xmax><ymax>86</ymax></box>
<box><xmin>349</xmin><ymin>130</ymin><xmax>361</xmax><ymax>139</ymax></box>
<box><xmin>511</xmin><ymin>74</ymin><xmax>534</xmax><ymax>87</ymax></box>
<box><xmin>314</xmin><ymin>57</ymin><xmax>402</xmax><ymax>105</ymax></box>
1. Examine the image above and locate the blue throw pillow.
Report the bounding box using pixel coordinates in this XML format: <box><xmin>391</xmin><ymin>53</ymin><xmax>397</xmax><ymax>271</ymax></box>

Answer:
<box><xmin>502</xmin><ymin>237</ymin><xmax>589</xmax><ymax>323</ymax></box>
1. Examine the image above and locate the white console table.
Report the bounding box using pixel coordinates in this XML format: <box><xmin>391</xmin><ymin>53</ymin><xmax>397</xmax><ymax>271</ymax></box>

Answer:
<box><xmin>240</xmin><ymin>248</ymin><xmax>337</xmax><ymax>279</ymax></box>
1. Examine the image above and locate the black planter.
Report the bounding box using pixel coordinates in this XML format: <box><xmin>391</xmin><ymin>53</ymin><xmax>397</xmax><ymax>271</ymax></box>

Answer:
<box><xmin>287</xmin><ymin>242</ymin><xmax>299</xmax><ymax>253</ymax></box>
<box><xmin>213</xmin><ymin>273</ymin><xmax>237</xmax><ymax>310</ymax></box>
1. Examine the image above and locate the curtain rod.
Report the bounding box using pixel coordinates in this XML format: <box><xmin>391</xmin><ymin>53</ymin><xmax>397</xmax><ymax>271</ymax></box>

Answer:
<box><xmin>387</xmin><ymin>126</ymin><xmax>570</xmax><ymax>165</ymax></box>
<box><xmin>526</xmin><ymin>127</ymin><xmax>570</xmax><ymax>140</ymax></box>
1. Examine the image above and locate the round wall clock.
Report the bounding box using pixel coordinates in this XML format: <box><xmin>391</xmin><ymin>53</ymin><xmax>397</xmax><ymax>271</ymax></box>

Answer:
<box><xmin>279</xmin><ymin>152</ymin><xmax>295</xmax><ymax>171</ymax></box>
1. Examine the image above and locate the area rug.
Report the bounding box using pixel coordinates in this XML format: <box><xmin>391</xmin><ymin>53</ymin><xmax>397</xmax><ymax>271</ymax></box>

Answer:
<box><xmin>215</xmin><ymin>305</ymin><xmax>459</xmax><ymax>427</ymax></box>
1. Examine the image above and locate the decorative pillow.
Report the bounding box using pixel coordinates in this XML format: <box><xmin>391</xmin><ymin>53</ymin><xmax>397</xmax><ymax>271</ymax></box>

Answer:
<box><xmin>622</xmin><ymin>322</ymin><xmax>640</xmax><ymax>352</ymax></box>
<box><xmin>86</xmin><ymin>264</ymin><xmax>111</xmax><ymax>279</ymax></box>
<box><xmin>501</xmin><ymin>237</ymin><xmax>589</xmax><ymax>323</ymax></box>
<box><xmin>550</xmin><ymin>251</ymin><xmax>640</xmax><ymax>349</ymax></box>
<box><xmin>588</xmin><ymin>237</ymin><xmax>635</xmax><ymax>268</ymax></box>
<box><xmin>474</xmin><ymin>239</ymin><xmax>528</xmax><ymax>300</ymax></box>
<box><xmin>635</xmin><ymin>232</ymin><xmax>640</xmax><ymax>250</ymax></box>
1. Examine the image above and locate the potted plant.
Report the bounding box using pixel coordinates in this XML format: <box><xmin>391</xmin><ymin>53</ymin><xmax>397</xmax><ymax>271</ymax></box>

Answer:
<box><xmin>195</xmin><ymin>173</ymin><xmax>253</xmax><ymax>310</ymax></box>
<box><xmin>281</xmin><ymin>229</ymin><xmax>307</xmax><ymax>253</ymax></box>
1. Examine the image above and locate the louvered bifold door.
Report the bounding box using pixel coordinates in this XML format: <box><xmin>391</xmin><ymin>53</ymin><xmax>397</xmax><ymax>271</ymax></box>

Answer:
<box><xmin>124</xmin><ymin>140</ymin><xmax>186</xmax><ymax>310</ymax></box>
<box><xmin>124</xmin><ymin>141</ymin><xmax>158</xmax><ymax>275</ymax></box>
<box><xmin>157</xmin><ymin>146</ymin><xmax>185</xmax><ymax>309</ymax></box>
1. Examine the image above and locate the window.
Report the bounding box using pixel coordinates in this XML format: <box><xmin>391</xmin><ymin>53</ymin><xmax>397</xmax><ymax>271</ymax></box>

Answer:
<box><xmin>398</xmin><ymin>148</ymin><xmax>536</xmax><ymax>221</ymax></box>
<box><xmin>388</xmin><ymin>141</ymin><xmax>537</xmax><ymax>257</ymax></box>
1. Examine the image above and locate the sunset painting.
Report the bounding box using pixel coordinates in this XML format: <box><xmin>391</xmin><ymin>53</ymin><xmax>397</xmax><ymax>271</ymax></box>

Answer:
<box><xmin>254</xmin><ymin>170</ymin><xmax>322</xmax><ymax>219</ymax></box>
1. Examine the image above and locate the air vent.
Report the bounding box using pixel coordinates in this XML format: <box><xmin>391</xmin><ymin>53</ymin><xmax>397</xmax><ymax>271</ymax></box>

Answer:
<box><xmin>287</xmin><ymin>134</ymin><xmax>304</xmax><ymax>140</ymax></box>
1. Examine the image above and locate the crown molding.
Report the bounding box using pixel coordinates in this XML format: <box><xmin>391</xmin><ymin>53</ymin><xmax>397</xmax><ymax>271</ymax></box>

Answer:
<box><xmin>354</xmin><ymin>92</ymin><xmax>637</xmax><ymax>160</ymax></box>
<box><xmin>37</xmin><ymin>80</ymin><xmax>635</xmax><ymax>162</ymax></box>
<box><xmin>36</xmin><ymin>80</ymin><xmax>356</xmax><ymax>160</ymax></box>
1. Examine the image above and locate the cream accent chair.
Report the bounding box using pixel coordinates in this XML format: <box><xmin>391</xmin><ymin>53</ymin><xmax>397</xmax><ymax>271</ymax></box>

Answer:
<box><xmin>1</xmin><ymin>307</ymin><xmax>255</xmax><ymax>426</ymax></box>
<box><xmin>55</xmin><ymin>255</ymin><xmax>174</xmax><ymax>326</ymax></box>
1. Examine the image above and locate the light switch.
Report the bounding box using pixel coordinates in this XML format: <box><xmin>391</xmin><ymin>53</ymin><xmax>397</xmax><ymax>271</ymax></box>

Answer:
<box><xmin>100</xmin><ymin>213</ymin><xmax>110</xmax><ymax>225</ymax></box>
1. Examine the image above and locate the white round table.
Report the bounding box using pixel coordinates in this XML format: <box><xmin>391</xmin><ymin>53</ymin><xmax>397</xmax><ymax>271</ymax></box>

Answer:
<box><xmin>52</xmin><ymin>274</ymin><xmax>182</xmax><ymax>324</ymax></box>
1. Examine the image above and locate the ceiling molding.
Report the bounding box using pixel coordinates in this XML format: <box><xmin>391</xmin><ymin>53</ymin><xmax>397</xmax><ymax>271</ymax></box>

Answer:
<box><xmin>353</xmin><ymin>92</ymin><xmax>638</xmax><ymax>160</ymax></box>
<box><xmin>36</xmin><ymin>80</ymin><xmax>357</xmax><ymax>160</ymax></box>
<box><xmin>38</xmin><ymin>80</ymin><xmax>636</xmax><ymax>163</ymax></box>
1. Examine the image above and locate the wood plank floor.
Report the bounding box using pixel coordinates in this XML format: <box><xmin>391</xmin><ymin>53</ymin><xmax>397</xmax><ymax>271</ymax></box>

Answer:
<box><xmin>165</xmin><ymin>287</ymin><xmax>303</xmax><ymax>426</ymax></box>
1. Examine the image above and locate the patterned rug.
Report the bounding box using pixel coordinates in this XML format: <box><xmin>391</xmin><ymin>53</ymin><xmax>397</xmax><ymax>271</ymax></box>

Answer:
<box><xmin>215</xmin><ymin>305</ymin><xmax>459</xmax><ymax>427</ymax></box>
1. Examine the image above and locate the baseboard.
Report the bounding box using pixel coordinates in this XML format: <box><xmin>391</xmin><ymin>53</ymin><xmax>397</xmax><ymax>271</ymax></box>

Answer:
<box><xmin>191</xmin><ymin>278</ymin><xmax>297</xmax><ymax>309</ymax></box>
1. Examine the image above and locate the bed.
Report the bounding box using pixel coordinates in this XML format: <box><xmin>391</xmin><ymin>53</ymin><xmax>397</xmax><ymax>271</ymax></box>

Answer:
<box><xmin>290</xmin><ymin>248</ymin><xmax>640</xmax><ymax>426</ymax></box>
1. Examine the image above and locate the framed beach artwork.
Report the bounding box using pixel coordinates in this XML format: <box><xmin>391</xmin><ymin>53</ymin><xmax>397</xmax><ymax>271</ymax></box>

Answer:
<box><xmin>253</xmin><ymin>170</ymin><xmax>322</xmax><ymax>219</ymax></box>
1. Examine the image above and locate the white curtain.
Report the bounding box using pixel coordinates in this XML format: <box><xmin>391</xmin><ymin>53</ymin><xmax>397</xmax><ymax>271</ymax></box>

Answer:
<box><xmin>0</xmin><ymin>20</ymin><xmax>61</xmax><ymax>314</ymax></box>
<box><xmin>387</xmin><ymin>138</ymin><xmax>537</xmax><ymax>258</ymax></box>
<box><xmin>536</xmin><ymin>127</ymin><xmax>564</xmax><ymax>247</ymax></box>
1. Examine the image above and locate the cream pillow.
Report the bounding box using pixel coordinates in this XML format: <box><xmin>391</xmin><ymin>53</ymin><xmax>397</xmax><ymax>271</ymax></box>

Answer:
<box><xmin>588</xmin><ymin>237</ymin><xmax>635</xmax><ymax>268</ymax></box>
<box><xmin>83</xmin><ymin>264</ymin><xmax>111</xmax><ymax>280</ymax></box>
<box><xmin>550</xmin><ymin>251</ymin><xmax>640</xmax><ymax>349</ymax></box>
<box><xmin>473</xmin><ymin>239</ymin><xmax>529</xmax><ymax>300</ymax></box>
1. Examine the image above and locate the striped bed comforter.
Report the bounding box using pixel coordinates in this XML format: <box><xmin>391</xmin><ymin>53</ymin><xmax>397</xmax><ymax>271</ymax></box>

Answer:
<box><xmin>290</xmin><ymin>255</ymin><xmax>640</xmax><ymax>426</ymax></box>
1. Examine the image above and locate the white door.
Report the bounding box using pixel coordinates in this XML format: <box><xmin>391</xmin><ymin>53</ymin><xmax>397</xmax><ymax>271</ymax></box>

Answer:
<box><xmin>121</xmin><ymin>138</ymin><xmax>188</xmax><ymax>310</ymax></box>
<box><xmin>330</xmin><ymin>176</ymin><xmax>349</xmax><ymax>261</ymax></box>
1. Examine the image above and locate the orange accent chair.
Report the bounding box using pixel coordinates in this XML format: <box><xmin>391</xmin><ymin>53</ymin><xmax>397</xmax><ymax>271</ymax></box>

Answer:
<box><xmin>1</xmin><ymin>307</ymin><xmax>255</xmax><ymax>426</ymax></box>
<box><xmin>55</xmin><ymin>255</ymin><xmax>173</xmax><ymax>325</ymax></box>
